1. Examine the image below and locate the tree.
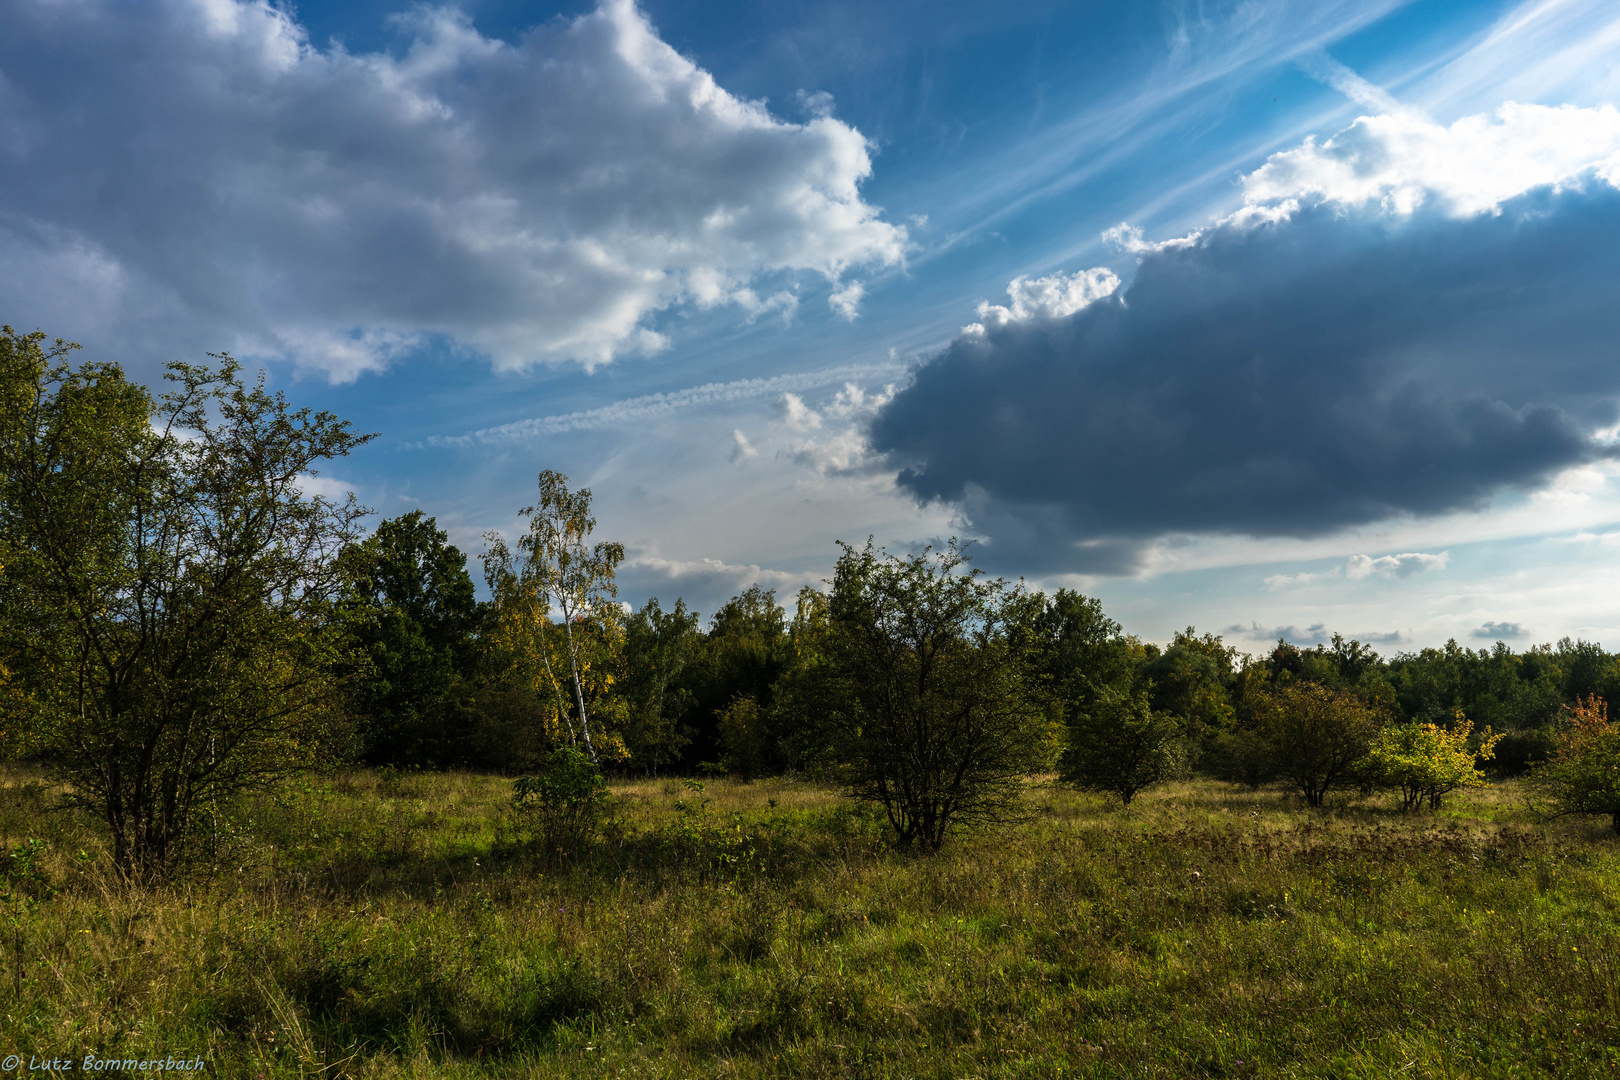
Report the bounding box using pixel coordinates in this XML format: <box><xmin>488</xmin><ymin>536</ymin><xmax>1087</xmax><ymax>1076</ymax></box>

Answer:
<box><xmin>812</xmin><ymin>539</ymin><xmax>1057</xmax><ymax>851</ymax></box>
<box><xmin>1206</xmin><ymin>728</ymin><xmax>1279</xmax><ymax>789</ymax></box>
<box><xmin>1364</xmin><ymin>714</ymin><xmax>1503</xmax><ymax>811</ymax></box>
<box><xmin>1140</xmin><ymin>628</ymin><xmax>1236</xmax><ymax>742</ymax></box>
<box><xmin>690</xmin><ymin>586</ymin><xmax>790</xmax><ymax>770</ymax></box>
<box><xmin>618</xmin><ymin>597</ymin><xmax>701</xmax><ymax>774</ymax></box>
<box><xmin>481</xmin><ymin>471</ymin><xmax>624</xmax><ymax>763</ymax></box>
<box><xmin>1258</xmin><ymin>682</ymin><xmax>1384</xmax><ymax>807</ymax></box>
<box><xmin>0</xmin><ymin>328</ymin><xmax>371</xmax><ymax>880</ymax></box>
<box><xmin>766</xmin><ymin>585</ymin><xmax>834</xmax><ymax>774</ymax></box>
<box><xmin>1061</xmin><ymin>686</ymin><xmax>1182</xmax><ymax>805</ymax></box>
<box><xmin>337</xmin><ymin>510</ymin><xmax>484</xmax><ymax>766</ymax></box>
<box><xmin>1531</xmin><ymin>695</ymin><xmax>1620</xmax><ymax>833</ymax></box>
<box><xmin>716</xmin><ymin>694</ymin><xmax>770</xmax><ymax>780</ymax></box>
<box><xmin>1033</xmin><ymin>589</ymin><xmax>1140</xmax><ymax>718</ymax></box>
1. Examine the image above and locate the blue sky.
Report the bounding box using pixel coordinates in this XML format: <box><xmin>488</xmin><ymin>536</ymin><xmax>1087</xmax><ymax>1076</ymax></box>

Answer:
<box><xmin>4</xmin><ymin>0</ymin><xmax>1620</xmax><ymax>652</ymax></box>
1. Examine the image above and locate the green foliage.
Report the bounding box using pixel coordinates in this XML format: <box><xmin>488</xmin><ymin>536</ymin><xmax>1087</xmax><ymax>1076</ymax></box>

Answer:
<box><xmin>1</xmin><ymin>838</ymin><xmax>54</xmax><ymax>912</ymax></box>
<box><xmin>338</xmin><ymin>510</ymin><xmax>484</xmax><ymax>766</ymax></box>
<box><xmin>688</xmin><ymin>586</ymin><xmax>792</xmax><ymax>770</ymax></box>
<box><xmin>1532</xmin><ymin>695</ymin><xmax>1620</xmax><ymax>833</ymax></box>
<box><xmin>0</xmin><ymin>329</ymin><xmax>371</xmax><ymax>880</ymax></box>
<box><xmin>717</xmin><ymin>695</ymin><xmax>771</xmax><ymax>780</ymax></box>
<box><xmin>1364</xmin><ymin>714</ymin><xmax>1504</xmax><ymax>811</ymax></box>
<box><xmin>1556</xmin><ymin>638</ymin><xmax>1620</xmax><ymax>703</ymax></box>
<box><xmin>811</xmin><ymin>539</ymin><xmax>1057</xmax><ymax>850</ymax></box>
<box><xmin>1205</xmin><ymin>728</ymin><xmax>1279</xmax><ymax>789</ymax></box>
<box><xmin>1258</xmin><ymin>682</ymin><xmax>1385</xmax><ymax>807</ymax></box>
<box><xmin>617</xmin><ymin>596</ymin><xmax>701</xmax><ymax>774</ymax></box>
<box><xmin>1062</xmin><ymin>686</ymin><xmax>1183</xmax><ymax>804</ymax></box>
<box><xmin>1491</xmin><ymin>725</ymin><xmax>1560</xmax><ymax>776</ymax></box>
<box><xmin>1387</xmin><ymin>639</ymin><xmax>1568</xmax><ymax>736</ymax></box>
<box><xmin>1033</xmin><ymin>589</ymin><xmax>1138</xmax><ymax>707</ymax></box>
<box><xmin>760</xmin><ymin>585</ymin><xmax>834</xmax><ymax>774</ymax></box>
<box><xmin>512</xmin><ymin>746</ymin><xmax>612</xmax><ymax>861</ymax></box>
<box><xmin>481</xmin><ymin>470</ymin><xmax>625</xmax><ymax>764</ymax></box>
<box><xmin>1141</xmin><ymin>628</ymin><xmax>1237</xmax><ymax>740</ymax></box>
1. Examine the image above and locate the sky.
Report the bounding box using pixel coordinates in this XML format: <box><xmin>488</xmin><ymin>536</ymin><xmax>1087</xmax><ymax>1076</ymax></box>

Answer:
<box><xmin>4</xmin><ymin>0</ymin><xmax>1620</xmax><ymax>654</ymax></box>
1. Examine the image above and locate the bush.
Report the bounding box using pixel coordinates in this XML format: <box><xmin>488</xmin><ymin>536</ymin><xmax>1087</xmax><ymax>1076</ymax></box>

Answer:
<box><xmin>1531</xmin><ymin>695</ymin><xmax>1620</xmax><ymax>833</ymax></box>
<box><xmin>1491</xmin><ymin>726</ymin><xmax>1559</xmax><ymax>777</ymax></box>
<box><xmin>1205</xmin><ymin>729</ymin><xmax>1278</xmax><ymax>789</ymax></box>
<box><xmin>1259</xmin><ymin>683</ymin><xmax>1384</xmax><ymax>807</ymax></box>
<box><xmin>1363</xmin><ymin>714</ymin><xmax>1503</xmax><ymax>811</ymax></box>
<box><xmin>1062</xmin><ymin>687</ymin><xmax>1183</xmax><ymax>805</ymax></box>
<box><xmin>512</xmin><ymin>747</ymin><xmax>612</xmax><ymax>861</ymax></box>
<box><xmin>811</xmin><ymin>540</ymin><xmax>1057</xmax><ymax>851</ymax></box>
<box><xmin>1</xmin><ymin>334</ymin><xmax>369</xmax><ymax>881</ymax></box>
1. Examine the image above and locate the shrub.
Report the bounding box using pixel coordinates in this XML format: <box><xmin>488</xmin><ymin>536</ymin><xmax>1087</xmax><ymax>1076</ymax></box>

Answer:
<box><xmin>512</xmin><ymin>746</ymin><xmax>612</xmax><ymax>861</ymax></box>
<box><xmin>1258</xmin><ymin>682</ymin><xmax>1384</xmax><ymax>807</ymax></box>
<box><xmin>1364</xmin><ymin>714</ymin><xmax>1503</xmax><ymax>810</ymax></box>
<box><xmin>811</xmin><ymin>539</ymin><xmax>1057</xmax><ymax>851</ymax></box>
<box><xmin>1531</xmin><ymin>695</ymin><xmax>1620</xmax><ymax>833</ymax></box>
<box><xmin>1</xmin><ymin>333</ymin><xmax>369</xmax><ymax>881</ymax></box>
<box><xmin>1491</xmin><ymin>726</ymin><xmax>1559</xmax><ymax>777</ymax></box>
<box><xmin>1062</xmin><ymin>687</ymin><xmax>1183</xmax><ymax>805</ymax></box>
<box><xmin>1205</xmin><ymin>728</ymin><xmax>1278</xmax><ymax>789</ymax></box>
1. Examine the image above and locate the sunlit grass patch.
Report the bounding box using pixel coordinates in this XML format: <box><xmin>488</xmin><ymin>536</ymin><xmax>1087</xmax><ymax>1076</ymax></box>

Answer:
<box><xmin>2</xmin><ymin>767</ymin><xmax>1619</xmax><ymax>1077</ymax></box>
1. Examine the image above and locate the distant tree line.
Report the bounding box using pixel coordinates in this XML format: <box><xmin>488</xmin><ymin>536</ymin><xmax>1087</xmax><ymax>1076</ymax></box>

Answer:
<box><xmin>330</xmin><ymin>508</ymin><xmax>1620</xmax><ymax>782</ymax></box>
<box><xmin>6</xmin><ymin>326</ymin><xmax>1620</xmax><ymax>877</ymax></box>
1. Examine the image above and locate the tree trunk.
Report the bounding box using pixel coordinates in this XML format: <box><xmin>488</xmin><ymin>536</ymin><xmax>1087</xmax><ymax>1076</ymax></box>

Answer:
<box><xmin>560</xmin><ymin>617</ymin><xmax>597</xmax><ymax>764</ymax></box>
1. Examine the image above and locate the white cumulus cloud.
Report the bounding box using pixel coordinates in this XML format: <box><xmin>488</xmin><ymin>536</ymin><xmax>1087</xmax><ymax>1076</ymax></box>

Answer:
<box><xmin>776</xmin><ymin>393</ymin><xmax>823</xmax><ymax>432</ymax></box>
<box><xmin>729</xmin><ymin>429</ymin><xmax>759</xmax><ymax>463</ymax></box>
<box><xmin>965</xmin><ymin>268</ymin><xmax>1121</xmax><ymax>335</ymax></box>
<box><xmin>828</xmin><ymin>280</ymin><xmax>867</xmax><ymax>321</ymax></box>
<box><xmin>1243</xmin><ymin>99</ymin><xmax>1620</xmax><ymax>218</ymax></box>
<box><xmin>1345</xmin><ymin>551</ymin><xmax>1450</xmax><ymax>579</ymax></box>
<box><xmin>0</xmin><ymin>0</ymin><xmax>906</xmax><ymax>379</ymax></box>
<box><xmin>781</xmin><ymin>381</ymin><xmax>896</xmax><ymax>476</ymax></box>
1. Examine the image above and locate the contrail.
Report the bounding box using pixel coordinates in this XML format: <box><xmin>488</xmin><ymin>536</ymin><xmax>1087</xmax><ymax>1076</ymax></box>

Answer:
<box><xmin>420</xmin><ymin>360</ymin><xmax>908</xmax><ymax>448</ymax></box>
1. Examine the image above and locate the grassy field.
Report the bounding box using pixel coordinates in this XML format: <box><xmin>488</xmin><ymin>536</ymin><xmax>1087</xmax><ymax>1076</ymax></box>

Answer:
<box><xmin>1</xmin><ymin>767</ymin><xmax>1618</xmax><ymax>1079</ymax></box>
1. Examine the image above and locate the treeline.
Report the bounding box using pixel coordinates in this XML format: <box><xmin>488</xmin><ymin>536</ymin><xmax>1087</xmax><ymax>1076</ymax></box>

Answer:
<box><xmin>342</xmin><ymin>501</ymin><xmax>1617</xmax><ymax>782</ymax></box>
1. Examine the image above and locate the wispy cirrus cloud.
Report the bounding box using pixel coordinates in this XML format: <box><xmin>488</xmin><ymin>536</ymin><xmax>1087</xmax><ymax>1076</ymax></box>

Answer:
<box><xmin>424</xmin><ymin>361</ymin><xmax>905</xmax><ymax>447</ymax></box>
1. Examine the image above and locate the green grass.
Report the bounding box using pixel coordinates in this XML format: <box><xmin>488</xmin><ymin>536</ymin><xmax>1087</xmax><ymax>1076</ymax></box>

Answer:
<box><xmin>2</xmin><ymin>768</ymin><xmax>1618</xmax><ymax>1078</ymax></box>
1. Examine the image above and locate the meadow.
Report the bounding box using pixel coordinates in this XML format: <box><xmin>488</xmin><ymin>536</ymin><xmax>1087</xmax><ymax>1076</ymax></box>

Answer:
<box><xmin>1</xmin><ymin>768</ymin><xmax>1617</xmax><ymax>1079</ymax></box>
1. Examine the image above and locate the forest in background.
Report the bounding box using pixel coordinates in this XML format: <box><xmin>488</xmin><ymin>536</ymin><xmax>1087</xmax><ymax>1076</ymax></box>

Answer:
<box><xmin>344</xmin><ymin>511</ymin><xmax>1620</xmax><ymax>784</ymax></box>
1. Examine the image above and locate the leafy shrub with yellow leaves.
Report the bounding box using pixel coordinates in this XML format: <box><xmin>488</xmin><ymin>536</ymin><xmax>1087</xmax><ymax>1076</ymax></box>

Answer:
<box><xmin>1364</xmin><ymin>714</ymin><xmax>1503</xmax><ymax>811</ymax></box>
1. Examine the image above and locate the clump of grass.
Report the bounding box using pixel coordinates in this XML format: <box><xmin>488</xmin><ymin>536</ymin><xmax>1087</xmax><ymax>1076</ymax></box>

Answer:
<box><xmin>1</xmin><ymin>770</ymin><xmax>1618</xmax><ymax>1078</ymax></box>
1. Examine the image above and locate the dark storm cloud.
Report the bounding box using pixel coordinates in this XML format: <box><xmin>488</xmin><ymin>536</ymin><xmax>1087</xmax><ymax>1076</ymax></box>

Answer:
<box><xmin>870</xmin><ymin>185</ymin><xmax>1620</xmax><ymax>573</ymax></box>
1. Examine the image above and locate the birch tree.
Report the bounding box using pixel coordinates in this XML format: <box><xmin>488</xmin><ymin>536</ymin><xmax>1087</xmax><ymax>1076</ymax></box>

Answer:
<box><xmin>482</xmin><ymin>471</ymin><xmax>623</xmax><ymax>763</ymax></box>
